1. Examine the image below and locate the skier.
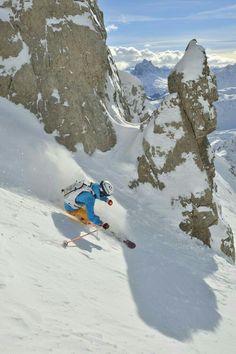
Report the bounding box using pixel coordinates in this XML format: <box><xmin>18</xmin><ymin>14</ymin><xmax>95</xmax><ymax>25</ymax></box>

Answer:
<box><xmin>63</xmin><ymin>180</ymin><xmax>113</xmax><ymax>229</ymax></box>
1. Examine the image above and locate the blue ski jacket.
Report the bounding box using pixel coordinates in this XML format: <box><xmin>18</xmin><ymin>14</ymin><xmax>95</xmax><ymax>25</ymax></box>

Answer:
<box><xmin>64</xmin><ymin>183</ymin><xmax>108</xmax><ymax>225</ymax></box>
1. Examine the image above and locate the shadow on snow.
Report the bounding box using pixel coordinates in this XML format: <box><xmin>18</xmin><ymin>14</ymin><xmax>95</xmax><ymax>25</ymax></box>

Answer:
<box><xmin>51</xmin><ymin>212</ymin><xmax>102</xmax><ymax>253</ymax></box>
<box><xmin>123</xmin><ymin>219</ymin><xmax>221</xmax><ymax>342</ymax></box>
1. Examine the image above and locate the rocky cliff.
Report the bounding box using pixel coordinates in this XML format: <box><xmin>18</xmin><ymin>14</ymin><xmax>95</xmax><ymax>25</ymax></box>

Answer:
<box><xmin>118</xmin><ymin>70</ymin><xmax>152</xmax><ymax>123</ymax></box>
<box><xmin>134</xmin><ymin>39</ymin><xmax>234</xmax><ymax>261</ymax></box>
<box><xmin>0</xmin><ymin>0</ymin><xmax>131</xmax><ymax>153</ymax></box>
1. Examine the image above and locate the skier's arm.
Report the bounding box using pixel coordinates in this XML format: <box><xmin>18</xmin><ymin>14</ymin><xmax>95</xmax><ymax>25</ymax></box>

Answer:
<box><xmin>76</xmin><ymin>192</ymin><xmax>103</xmax><ymax>225</ymax></box>
<box><xmin>92</xmin><ymin>183</ymin><xmax>108</xmax><ymax>202</ymax></box>
<box><xmin>84</xmin><ymin>194</ymin><xmax>103</xmax><ymax>225</ymax></box>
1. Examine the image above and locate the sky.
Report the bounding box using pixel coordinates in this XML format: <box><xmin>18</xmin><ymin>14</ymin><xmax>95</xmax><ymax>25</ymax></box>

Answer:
<box><xmin>98</xmin><ymin>0</ymin><xmax>236</xmax><ymax>69</ymax></box>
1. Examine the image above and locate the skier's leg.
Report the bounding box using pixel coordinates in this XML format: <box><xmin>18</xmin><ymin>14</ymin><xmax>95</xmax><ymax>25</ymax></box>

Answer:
<box><xmin>69</xmin><ymin>207</ymin><xmax>89</xmax><ymax>224</ymax></box>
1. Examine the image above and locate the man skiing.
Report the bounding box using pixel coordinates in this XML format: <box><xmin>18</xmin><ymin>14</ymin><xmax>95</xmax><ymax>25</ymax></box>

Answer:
<box><xmin>63</xmin><ymin>180</ymin><xmax>113</xmax><ymax>229</ymax></box>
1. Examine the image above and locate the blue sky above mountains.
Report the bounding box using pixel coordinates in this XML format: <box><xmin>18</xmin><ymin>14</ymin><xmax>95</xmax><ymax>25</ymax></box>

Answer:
<box><xmin>98</xmin><ymin>0</ymin><xmax>236</xmax><ymax>68</ymax></box>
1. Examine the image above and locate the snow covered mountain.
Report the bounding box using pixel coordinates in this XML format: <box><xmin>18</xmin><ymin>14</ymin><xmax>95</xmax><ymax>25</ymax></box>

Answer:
<box><xmin>213</xmin><ymin>64</ymin><xmax>236</xmax><ymax>89</ymax></box>
<box><xmin>212</xmin><ymin>64</ymin><xmax>236</xmax><ymax>130</ymax></box>
<box><xmin>1</xmin><ymin>90</ymin><xmax>236</xmax><ymax>354</ymax></box>
<box><xmin>131</xmin><ymin>59</ymin><xmax>169</xmax><ymax>99</ymax></box>
<box><xmin>210</xmin><ymin>130</ymin><xmax>236</xmax><ymax>180</ymax></box>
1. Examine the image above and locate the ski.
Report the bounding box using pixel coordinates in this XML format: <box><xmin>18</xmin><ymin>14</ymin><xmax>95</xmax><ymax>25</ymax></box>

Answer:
<box><xmin>108</xmin><ymin>231</ymin><xmax>136</xmax><ymax>249</ymax></box>
<box><xmin>121</xmin><ymin>239</ymin><xmax>136</xmax><ymax>249</ymax></box>
<box><xmin>63</xmin><ymin>211</ymin><xmax>136</xmax><ymax>249</ymax></box>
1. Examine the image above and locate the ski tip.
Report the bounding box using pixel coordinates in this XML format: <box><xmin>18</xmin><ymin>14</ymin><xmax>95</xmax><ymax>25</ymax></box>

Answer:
<box><xmin>123</xmin><ymin>240</ymin><xmax>136</xmax><ymax>249</ymax></box>
<box><xmin>62</xmin><ymin>240</ymin><xmax>68</xmax><ymax>248</ymax></box>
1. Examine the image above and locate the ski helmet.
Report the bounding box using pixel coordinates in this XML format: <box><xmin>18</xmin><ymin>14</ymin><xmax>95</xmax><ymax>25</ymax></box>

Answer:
<box><xmin>100</xmin><ymin>180</ymin><xmax>114</xmax><ymax>196</ymax></box>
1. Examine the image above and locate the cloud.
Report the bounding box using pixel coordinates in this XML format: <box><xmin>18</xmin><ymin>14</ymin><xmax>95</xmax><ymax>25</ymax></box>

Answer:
<box><xmin>206</xmin><ymin>50</ymin><xmax>236</xmax><ymax>67</ymax></box>
<box><xmin>110</xmin><ymin>46</ymin><xmax>236</xmax><ymax>70</ymax></box>
<box><xmin>110</xmin><ymin>46</ymin><xmax>183</xmax><ymax>69</ymax></box>
<box><xmin>114</xmin><ymin>15</ymin><xmax>159</xmax><ymax>23</ymax></box>
<box><xmin>106</xmin><ymin>24</ymin><xmax>118</xmax><ymax>33</ymax></box>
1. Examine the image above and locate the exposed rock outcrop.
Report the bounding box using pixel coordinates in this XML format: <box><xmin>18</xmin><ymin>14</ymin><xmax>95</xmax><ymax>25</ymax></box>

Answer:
<box><xmin>118</xmin><ymin>70</ymin><xmax>153</xmax><ymax>123</ymax></box>
<box><xmin>0</xmin><ymin>0</ymin><xmax>130</xmax><ymax>153</ymax></box>
<box><xmin>133</xmin><ymin>39</ymin><xmax>234</xmax><ymax>260</ymax></box>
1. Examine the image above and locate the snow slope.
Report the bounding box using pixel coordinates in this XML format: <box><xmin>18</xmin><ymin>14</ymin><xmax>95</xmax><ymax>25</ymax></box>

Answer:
<box><xmin>0</xmin><ymin>98</ymin><xmax>236</xmax><ymax>353</ymax></box>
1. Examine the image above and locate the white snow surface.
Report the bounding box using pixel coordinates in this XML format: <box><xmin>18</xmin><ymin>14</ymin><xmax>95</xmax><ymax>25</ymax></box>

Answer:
<box><xmin>51</xmin><ymin>89</ymin><xmax>61</xmax><ymax>103</ymax></box>
<box><xmin>0</xmin><ymin>33</ymin><xmax>31</xmax><ymax>77</ymax></box>
<box><xmin>0</xmin><ymin>6</ymin><xmax>14</xmax><ymax>21</ymax></box>
<box><xmin>0</xmin><ymin>98</ymin><xmax>236</xmax><ymax>353</ymax></box>
<box><xmin>46</xmin><ymin>13</ymin><xmax>97</xmax><ymax>33</ymax></box>
<box><xmin>172</xmin><ymin>40</ymin><xmax>205</xmax><ymax>82</ymax></box>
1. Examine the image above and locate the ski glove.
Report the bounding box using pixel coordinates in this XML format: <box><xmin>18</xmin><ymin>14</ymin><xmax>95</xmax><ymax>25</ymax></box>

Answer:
<box><xmin>107</xmin><ymin>199</ymin><xmax>113</xmax><ymax>206</ymax></box>
<box><xmin>102</xmin><ymin>223</ymin><xmax>110</xmax><ymax>230</ymax></box>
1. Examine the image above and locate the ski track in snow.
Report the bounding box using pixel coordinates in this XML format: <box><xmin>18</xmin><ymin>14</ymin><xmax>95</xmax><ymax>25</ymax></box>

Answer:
<box><xmin>0</xmin><ymin>99</ymin><xmax>236</xmax><ymax>353</ymax></box>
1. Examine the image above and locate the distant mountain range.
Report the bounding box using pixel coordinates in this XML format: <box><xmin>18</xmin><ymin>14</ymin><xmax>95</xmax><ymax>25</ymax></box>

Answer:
<box><xmin>213</xmin><ymin>65</ymin><xmax>236</xmax><ymax>130</ymax></box>
<box><xmin>130</xmin><ymin>60</ymin><xmax>236</xmax><ymax>130</ymax></box>
<box><xmin>131</xmin><ymin>59</ymin><xmax>169</xmax><ymax>100</ymax></box>
<box><xmin>210</xmin><ymin>130</ymin><xmax>236</xmax><ymax>179</ymax></box>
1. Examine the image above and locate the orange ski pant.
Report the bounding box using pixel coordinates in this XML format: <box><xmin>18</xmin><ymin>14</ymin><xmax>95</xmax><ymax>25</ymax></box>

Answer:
<box><xmin>67</xmin><ymin>207</ymin><xmax>89</xmax><ymax>224</ymax></box>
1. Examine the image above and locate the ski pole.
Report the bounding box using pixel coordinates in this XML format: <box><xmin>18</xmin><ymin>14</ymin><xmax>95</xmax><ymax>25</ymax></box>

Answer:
<box><xmin>62</xmin><ymin>229</ymin><xmax>98</xmax><ymax>248</ymax></box>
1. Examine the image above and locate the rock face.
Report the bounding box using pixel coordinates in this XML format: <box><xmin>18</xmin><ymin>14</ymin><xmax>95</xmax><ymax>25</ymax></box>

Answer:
<box><xmin>118</xmin><ymin>70</ymin><xmax>152</xmax><ymax>123</ymax></box>
<box><xmin>0</xmin><ymin>0</ymin><xmax>130</xmax><ymax>153</ymax></box>
<box><xmin>134</xmin><ymin>39</ymin><xmax>234</xmax><ymax>260</ymax></box>
<box><xmin>168</xmin><ymin>39</ymin><xmax>218</xmax><ymax>140</ymax></box>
